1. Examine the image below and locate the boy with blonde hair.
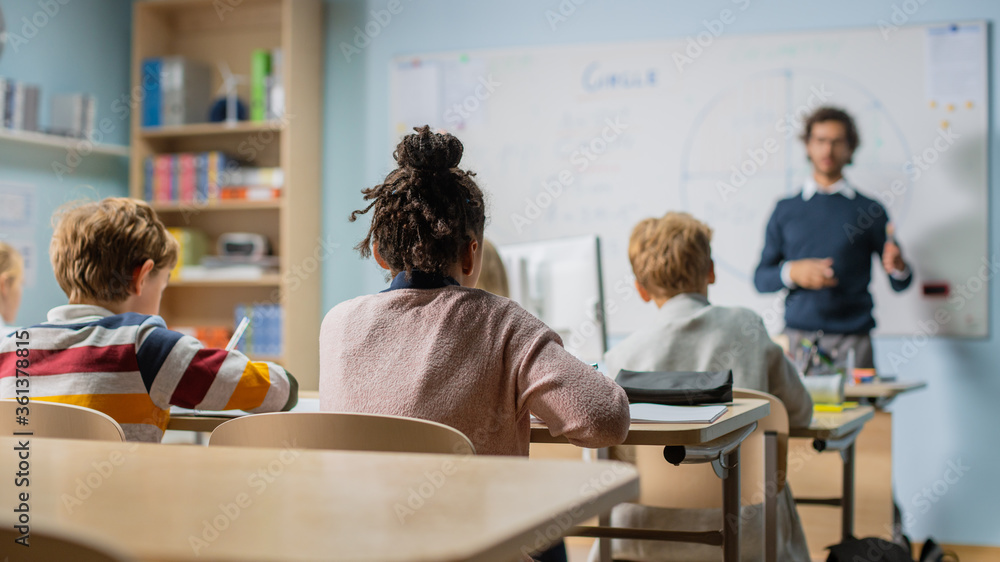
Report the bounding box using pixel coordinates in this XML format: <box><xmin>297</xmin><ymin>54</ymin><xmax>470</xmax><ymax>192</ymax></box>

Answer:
<box><xmin>603</xmin><ymin>211</ymin><xmax>812</xmax><ymax>561</ymax></box>
<box><xmin>0</xmin><ymin>198</ymin><xmax>296</xmax><ymax>442</ymax></box>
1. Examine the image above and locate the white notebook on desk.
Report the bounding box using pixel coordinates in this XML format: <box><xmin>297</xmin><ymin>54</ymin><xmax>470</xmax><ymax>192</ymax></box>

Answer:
<box><xmin>170</xmin><ymin>397</ymin><xmax>320</xmax><ymax>418</ymax></box>
<box><xmin>629</xmin><ymin>403</ymin><xmax>728</xmax><ymax>424</ymax></box>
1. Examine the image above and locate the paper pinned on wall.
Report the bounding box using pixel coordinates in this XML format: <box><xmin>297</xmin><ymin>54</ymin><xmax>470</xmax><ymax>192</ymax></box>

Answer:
<box><xmin>925</xmin><ymin>23</ymin><xmax>986</xmax><ymax>105</ymax></box>
<box><xmin>0</xmin><ymin>182</ymin><xmax>34</xmax><ymax>230</ymax></box>
<box><xmin>8</xmin><ymin>240</ymin><xmax>36</xmax><ymax>287</ymax></box>
<box><xmin>392</xmin><ymin>60</ymin><xmax>443</xmax><ymax>133</ymax></box>
<box><xmin>0</xmin><ymin>183</ymin><xmax>37</xmax><ymax>287</ymax></box>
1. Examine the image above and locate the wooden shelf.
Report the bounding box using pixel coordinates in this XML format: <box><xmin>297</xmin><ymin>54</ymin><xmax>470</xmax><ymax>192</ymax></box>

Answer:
<box><xmin>0</xmin><ymin>128</ymin><xmax>129</xmax><ymax>157</ymax></box>
<box><xmin>139</xmin><ymin>121</ymin><xmax>284</xmax><ymax>139</ymax></box>
<box><xmin>151</xmin><ymin>200</ymin><xmax>282</xmax><ymax>212</ymax></box>
<box><xmin>167</xmin><ymin>275</ymin><xmax>281</xmax><ymax>288</ymax></box>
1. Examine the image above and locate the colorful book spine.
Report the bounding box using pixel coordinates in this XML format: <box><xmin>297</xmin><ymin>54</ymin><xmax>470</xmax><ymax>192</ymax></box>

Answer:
<box><xmin>180</xmin><ymin>153</ymin><xmax>196</xmax><ymax>202</ymax></box>
<box><xmin>195</xmin><ymin>152</ymin><xmax>209</xmax><ymax>203</ymax></box>
<box><xmin>144</xmin><ymin>157</ymin><xmax>155</xmax><ymax>201</ymax></box>
<box><xmin>141</xmin><ymin>58</ymin><xmax>162</xmax><ymax>127</ymax></box>
<box><xmin>170</xmin><ymin>155</ymin><xmax>180</xmax><ymax>202</ymax></box>
<box><xmin>250</xmin><ymin>49</ymin><xmax>271</xmax><ymax>122</ymax></box>
<box><xmin>154</xmin><ymin>155</ymin><xmax>171</xmax><ymax>202</ymax></box>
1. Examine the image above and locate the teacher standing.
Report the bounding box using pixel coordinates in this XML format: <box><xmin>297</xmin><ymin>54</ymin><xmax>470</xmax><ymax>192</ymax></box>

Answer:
<box><xmin>754</xmin><ymin>107</ymin><xmax>912</xmax><ymax>368</ymax></box>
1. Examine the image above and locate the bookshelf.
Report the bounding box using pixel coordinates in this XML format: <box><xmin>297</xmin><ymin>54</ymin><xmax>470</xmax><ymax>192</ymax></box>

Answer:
<box><xmin>130</xmin><ymin>0</ymin><xmax>323</xmax><ymax>388</ymax></box>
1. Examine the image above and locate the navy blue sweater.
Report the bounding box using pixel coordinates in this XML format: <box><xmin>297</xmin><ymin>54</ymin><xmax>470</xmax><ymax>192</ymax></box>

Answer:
<box><xmin>754</xmin><ymin>190</ymin><xmax>912</xmax><ymax>334</ymax></box>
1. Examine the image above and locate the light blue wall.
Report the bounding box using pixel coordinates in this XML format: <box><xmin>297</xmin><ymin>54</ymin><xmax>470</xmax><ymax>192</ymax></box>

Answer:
<box><xmin>0</xmin><ymin>0</ymin><xmax>131</xmax><ymax>325</ymax></box>
<box><xmin>322</xmin><ymin>0</ymin><xmax>1000</xmax><ymax>547</ymax></box>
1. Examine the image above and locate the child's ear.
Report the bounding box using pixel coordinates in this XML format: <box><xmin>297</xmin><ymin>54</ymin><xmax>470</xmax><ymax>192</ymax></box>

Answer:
<box><xmin>707</xmin><ymin>259</ymin><xmax>716</xmax><ymax>285</ymax></box>
<box><xmin>634</xmin><ymin>280</ymin><xmax>653</xmax><ymax>303</ymax></box>
<box><xmin>371</xmin><ymin>241</ymin><xmax>390</xmax><ymax>271</ymax></box>
<box><xmin>462</xmin><ymin>239</ymin><xmax>479</xmax><ymax>275</ymax></box>
<box><xmin>131</xmin><ymin>259</ymin><xmax>155</xmax><ymax>296</ymax></box>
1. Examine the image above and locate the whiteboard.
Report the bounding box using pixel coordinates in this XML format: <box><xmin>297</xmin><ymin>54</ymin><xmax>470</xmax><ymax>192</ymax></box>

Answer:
<box><xmin>389</xmin><ymin>22</ymin><xmax>989</xmax><ymax>338</ymax></box>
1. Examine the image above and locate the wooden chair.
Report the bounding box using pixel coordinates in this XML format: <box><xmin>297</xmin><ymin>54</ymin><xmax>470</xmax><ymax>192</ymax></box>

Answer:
<box><xmin>607</xmin><ymin>388</ymin><xmax>790</xmax><ymax>562</ymax></box>
<box><xmin>0</xmin><ymin>522</ymin><xmax>135</xmax><ymax>561</ymax></box>
<box><xmin>208</xmin><ymin>411</ymin><xmax>475</xmax><ymax>455</ymax></box>
<box><xmin>0</xmin><ymin>399</ymin><xmax>126</xmax><ymax>442</ymax></box>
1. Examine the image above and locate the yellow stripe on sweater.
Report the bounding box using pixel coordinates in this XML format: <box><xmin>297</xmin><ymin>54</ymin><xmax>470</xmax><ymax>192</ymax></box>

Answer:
<box><xmin>33</xmin><ymin>394</ymin><xmax>170</xmax><ymax>430</ymax></box>
<box><xmin>223</xmin><ymin>361</ymin><xmax>273</xmax><ymax>410</ymax></box>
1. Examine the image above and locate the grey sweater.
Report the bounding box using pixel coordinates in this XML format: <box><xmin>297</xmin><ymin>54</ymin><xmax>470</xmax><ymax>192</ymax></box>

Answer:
<box><xmin>605</xmin><ymin>293</ymin><xmax>812</xmax><ymax>428</ymax></box>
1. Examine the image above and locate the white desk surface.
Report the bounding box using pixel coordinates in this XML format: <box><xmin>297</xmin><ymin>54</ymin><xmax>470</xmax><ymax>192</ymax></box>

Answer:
<box><xmin>0</xmin><ymin>436</ymin><xmax>638</xmax><ymax>561</ymax></box>
<box><xmin>531</xmin><ymin>398</ymin><xmax>770</xmax><ymax>446</ymax></box>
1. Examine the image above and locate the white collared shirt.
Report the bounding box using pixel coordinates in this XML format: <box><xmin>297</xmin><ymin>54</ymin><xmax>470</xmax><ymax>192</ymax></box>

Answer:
<box><xmin>801</xmin><ymin>176</ymin><xmax>856</xmax><ymax>201</ymax></box>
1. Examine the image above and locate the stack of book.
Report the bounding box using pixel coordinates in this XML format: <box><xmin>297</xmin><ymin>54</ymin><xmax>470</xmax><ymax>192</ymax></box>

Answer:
<box><xmin>144</xmin><ymin>152</ymin><xmax>284</xmax><ymax>204</ymax></box>
<box><xmin>167</xmin><ymin>228</ymin><xmax>209</xmax><ymax>280</ymax></box>
<box><xmin>220</xmin><ymin>167</ymin><xmax>284</xmax><ymax>201</ymax></box>
<box><xmin>50</xmin><ymin>94</ymin><xmax>97</xmax><ymax>138</ymax></box>
<box><xmin>0</xmin><ymin>78</ymin><xmax>41</xmax><ymax>132</ymax></box>
<box><xmin>141</xmin><ymin>57</ymin><xmax>212</xmax><ymax>127</ymax></box>
<box><xmin>172</xmin><ymin>326</ymin><xmax>232</xmax><ymax>350</ymax></box>
<box><xmin>144</xmin><ymin>152</ymin><xmax>231</xmax><ymax>203</ymax></box>
<box><xmin>233</xmin><ymin>303</ymin><xmax>283</xmax><ymax>357</ymax></box>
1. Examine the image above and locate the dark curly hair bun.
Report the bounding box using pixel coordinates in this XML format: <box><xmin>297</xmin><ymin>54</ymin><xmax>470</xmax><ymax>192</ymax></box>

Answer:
<box><xmin>350</xmin><ymin>125</ymin><xmax>487</xmax><ymax>279</ymax></box>
<box><xmin>394</xmin><ymin>125</ymin><xmax>464</xmax><ymax>171</ymax></box>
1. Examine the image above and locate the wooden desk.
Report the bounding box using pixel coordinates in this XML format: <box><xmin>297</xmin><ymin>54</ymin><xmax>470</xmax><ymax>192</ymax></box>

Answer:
<box><xmin>791</xmin><ymin>382</ymin><xmax>925</xmax><ymax>558</ymax></box>
<box><xmin>0</xmin><ymin>436</ymin><xmax>638</xmax><ymax>561</ymax></box>
<box><xmin>534</xmin><ymin>399</ymin><xmax>770</xmax><ymax>562</ymax></box>
<box><xmin>844</xmin><ymin>380</ymin><xmax>928</xmax><ymax>407</ymax></box>
<box><xmin>788</xmin><ymin>406</ymin><xmax>875</xmax><ymax>553</ymax></box>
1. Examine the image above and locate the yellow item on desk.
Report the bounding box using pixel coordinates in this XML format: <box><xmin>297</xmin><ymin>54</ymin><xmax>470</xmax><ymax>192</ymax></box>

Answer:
<box><xmin>814</xmin><ymin>402</ymin><xmax>859</xmax><ymax>413</ymax></box>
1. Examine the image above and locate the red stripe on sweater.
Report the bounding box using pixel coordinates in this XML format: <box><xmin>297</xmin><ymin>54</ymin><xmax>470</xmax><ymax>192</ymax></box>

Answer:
<box><xmin>0</xmin><ymin>345</ymin><xmax>139</xmax><ymax>379</ymax></box>
<box><xmin>169</xmin><ymin>348</ymin><xmax>226</xmax><ymax>408</ymax></box>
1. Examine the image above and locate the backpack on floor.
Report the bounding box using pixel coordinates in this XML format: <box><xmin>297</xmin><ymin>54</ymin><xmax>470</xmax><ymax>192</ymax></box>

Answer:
<box><xmin>826</xmin><ymin>536</ymin><xmax>959</xmax><ymax>562</ymax></box>
<box><xmin>826</xmin><ymin>537</ymin><xmax>913</xmax><ymax>562</ymax></box>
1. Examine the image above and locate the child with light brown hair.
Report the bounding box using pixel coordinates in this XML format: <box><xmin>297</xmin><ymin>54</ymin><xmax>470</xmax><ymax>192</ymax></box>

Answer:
<box><xmin>474</xmin><ymin>238</ymin><xmax>510</xmax><ymax>297</ymax></box>
<box><xmin>0</xmin><ymin>242</ymin><xmax>25</xmax><ymax>331</ymax></box>
<box><xmin>0</xmin><ymin>197</ymin><xmax>297</xmax><ymax>442</ymax></box>
<box><xmin>603</xmin><ymin>211</ymin><xmax>813</xmax><ymax>561</ymax></box>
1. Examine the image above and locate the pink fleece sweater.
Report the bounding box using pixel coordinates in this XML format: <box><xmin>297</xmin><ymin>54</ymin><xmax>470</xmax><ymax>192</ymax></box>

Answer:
<box><xmin>319</xmin><ymin>286</ymin><xmax>630</xmax><ymax>456</ymax></box>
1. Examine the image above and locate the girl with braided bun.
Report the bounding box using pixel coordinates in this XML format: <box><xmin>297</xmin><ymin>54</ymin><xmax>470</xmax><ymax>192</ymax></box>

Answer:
<box><xmin>319</xmin><ymin>126</ymin><xmax>630</xmax><ymax>461</ymax></box>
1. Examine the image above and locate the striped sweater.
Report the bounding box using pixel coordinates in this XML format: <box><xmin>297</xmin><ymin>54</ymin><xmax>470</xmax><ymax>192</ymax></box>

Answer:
<box><xmin>0</xmin><ymin>305</ymin><xmax>295</xmax><ymax>442</ymax></box>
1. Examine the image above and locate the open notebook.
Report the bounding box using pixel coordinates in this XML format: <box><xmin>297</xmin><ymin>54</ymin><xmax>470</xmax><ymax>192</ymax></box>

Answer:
<box><xmin>628</xmin><ymin>403</ymin><xmax>728</xmax><ymax>424</ymax></box>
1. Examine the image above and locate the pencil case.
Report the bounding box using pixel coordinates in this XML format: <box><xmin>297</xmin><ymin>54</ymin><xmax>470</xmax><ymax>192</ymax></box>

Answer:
<box><xmin>615</xmin><ymin>369</ymin><xmax>733</xmax><ymax>406</ymax></box>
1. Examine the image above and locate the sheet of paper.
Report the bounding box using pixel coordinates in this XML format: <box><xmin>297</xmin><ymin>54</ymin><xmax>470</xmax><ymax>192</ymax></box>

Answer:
<box><xmin>392</xmin><ymin>60</ymin><xmax>443</xmax><ymax>132</ymax></box>
<box><xmin>628</xmin><ymin>403</ymin><xmax>728</xmax><ymax>424</ymax></box>
<box><xmin>925</xmin><ymin>23</ymin><xmax>986</xmax><ymax>104</ymax></box>
<box><xmin>0</xmin><ymin>183</ymin><xmax>37</xmax><ymax>286</ymax></box>
<box><xmin>169</xmin><ymin>397</ymin><xmax>320</xmax><ymax>418</ymax></box>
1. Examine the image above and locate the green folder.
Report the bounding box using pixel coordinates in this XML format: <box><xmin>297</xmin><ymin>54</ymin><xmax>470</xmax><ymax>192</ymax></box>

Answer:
<box><xmin>250</xmin><ymin>49</ymin><xmax>271</xmax><ymax>122</ymax></box>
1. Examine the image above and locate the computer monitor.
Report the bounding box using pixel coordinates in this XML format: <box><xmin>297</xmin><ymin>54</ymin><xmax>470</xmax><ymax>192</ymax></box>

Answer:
<box><xmin>496</xmin><ymin>235</ymin><xmax>608</xmax><ymax>364</ymax></box>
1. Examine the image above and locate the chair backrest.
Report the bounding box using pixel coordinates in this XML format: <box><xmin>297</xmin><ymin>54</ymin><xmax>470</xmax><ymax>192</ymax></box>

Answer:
<box><xmin>0</xmin><ymin>522</ymin><xmax>135</xmax><ymax>561</ymax></box>
<box><xmin>733</xmin><ymin>388</ymin><xmax>790</xmax><ymax>491</ymax></box>
<box><xmin>0</xmin><ymin>399</ymin><xmax>126</xmax><ymax>442</ymax></box>
<box><xmin>208</xmin><ymin>412</ymin><xmax>476</xmax><ymax>455</ymax></box>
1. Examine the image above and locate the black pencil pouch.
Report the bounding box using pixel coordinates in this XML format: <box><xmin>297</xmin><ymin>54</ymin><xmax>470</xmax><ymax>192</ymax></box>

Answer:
<box><xmin>616</xmin><ymin>369</ymin><xmax>733</xmax><ymax>405</ymax></box>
